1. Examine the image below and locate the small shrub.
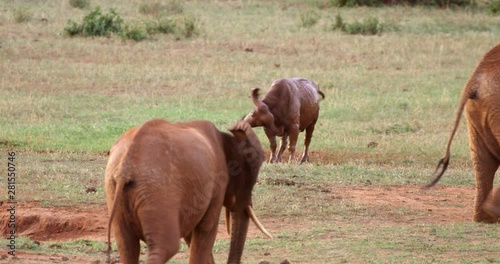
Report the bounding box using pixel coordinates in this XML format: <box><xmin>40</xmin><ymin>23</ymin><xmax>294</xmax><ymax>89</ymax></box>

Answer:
<box><xmin>179</xmin><ymin>15</ymin><xmax>200</xmax><ymax>38</ymax></box>
<box><xmin>69</xmin><ymin>0</ymin><xmax>89</xmax><ymax>9</ymax></box>
<box><xmin>13</xmin><ymin>8</ymin><xmax>32</xmax><ymax>23</ymax></box>
<box><xmin>331</xmin><ymin>14</ymin><xmax>382</xmax><ymax>35</ymax></box>
<box><xmin>331</xmin><ymin>13</ymin><xmax>345</xmax><ymax>31</ymax></box>
<box><xmin>122</xmin><ymin>23</ymin><xmax>148</xmax><ymax>41</ymax></box>
<box><xmin>488</xmin><ymin>0</ymin><xmax>500</xmax><ymax>14</ymax></box>
<box><xmin>64</xmin><ymin>20</ymin><xmax>82</xmax><ymax>36</ymax></box>
<box><xmin>156</xmin><ymin>17</ymin><xmax>177</xmax><ymax>34</ymax></box>
<box><xmin>300</xmin><ymin>9</ymin><xmax>320</xmax><ymax>28</ymax></box>
<box><xmin>344</xmin><ymin>17</ymin><xmax>382</xmax><ymax>35</ymax></box>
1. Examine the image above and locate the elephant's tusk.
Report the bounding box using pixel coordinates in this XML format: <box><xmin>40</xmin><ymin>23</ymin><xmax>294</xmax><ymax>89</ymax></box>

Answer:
<box><xmin>246</xmin><ymin>205</ymin><xmax>273</xmax><ymax>238</ymax></box>
<box><xmin>225</xmin><ymin>207</ymin><xmax>231</xmax><ymax>235</ymax></box>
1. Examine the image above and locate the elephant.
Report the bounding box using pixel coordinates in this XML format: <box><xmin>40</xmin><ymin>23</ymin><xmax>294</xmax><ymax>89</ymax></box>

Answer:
<box><xmin>105</xmin><ymin>119</ymin><xmax>272</xmax><ymax>264</ymax></box>
<box><xmin>427</xmin><ymin>43</ymin><xmax>500</xmax><ymax>223</ymax></box>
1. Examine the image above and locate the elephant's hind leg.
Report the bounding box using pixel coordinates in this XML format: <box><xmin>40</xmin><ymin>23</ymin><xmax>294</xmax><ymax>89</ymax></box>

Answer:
<box><xmin>142</xmin><ymin>211</ymin><xmax>181</xmax><ymax>264</ymax></box>
<box><xmin>468</xmin><ymin>126</ymin><xmax>500</xmax><ymax>223</ymax></box>
<box><xmin>113</xmin><ymin>219</ymin><xmax>141</xmax><ymax>264</ymax></box>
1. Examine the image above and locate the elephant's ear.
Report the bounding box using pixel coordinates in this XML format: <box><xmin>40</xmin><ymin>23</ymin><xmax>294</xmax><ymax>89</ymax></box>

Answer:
<box><xmin>228</xmin><ymin>121</ymin><xmax>265</xmax><ymax>165</ymax></box>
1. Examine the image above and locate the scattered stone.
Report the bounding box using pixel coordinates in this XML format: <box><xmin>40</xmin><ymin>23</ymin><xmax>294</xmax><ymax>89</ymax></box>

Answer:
<box><xmin>86</xmin><ymin>187</ymin><xmax>97</xmax><ymax>193</ymax></box>
<box><xmin>259</xmin><ymin>261</ymin><xmax>270</xmax><ymax>264</ymax></box>
<box><xmin>244</xmin><ymin>47</ymin><xmax>253</xmax><ymax>52</ymax></box>
<box><xmin>62</xmin><ymin>256</ymin><xmax>69</xmax><ymax>261</ymax></box>
<box><xmin>281</xmin><ymin>259</ymin><xmax>291</xmax><ymax>264</ymax></box>
<box><xmin>0</xmin><ymin>255</ymin><xmax>7</xmax><ymax>260</ymax></box>
<box><xmin>367</xmin><ymin>141</ymin><xmax>378</xmax><ymax>148</ymax></box>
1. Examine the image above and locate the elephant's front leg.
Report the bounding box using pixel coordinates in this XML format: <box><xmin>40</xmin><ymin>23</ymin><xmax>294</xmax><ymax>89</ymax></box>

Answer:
<box><xmin>468</xmin><ymin>126</ymin><xmax>500</xmax><ymax>223</ymax></box>
<box><xmin>264</xmin><ymin>128</ymin><xmax>278</xmax><ymax>163</ymax></box>
<box><xmin>184</xmin><ymin>233</ymin><xmax>215</xmax><ymax>264</ymax></box>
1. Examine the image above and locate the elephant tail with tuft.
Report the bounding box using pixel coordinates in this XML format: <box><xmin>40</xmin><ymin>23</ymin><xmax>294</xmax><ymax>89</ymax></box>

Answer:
<box><xmin>106</xmin><ymin>177</ymin><xmax>129</xmax><ymax>263</ymax></box>
<box><xmin>426</xmin><ymin>69</ymin><xmax>480</xmax><ymax>188</ymax></box>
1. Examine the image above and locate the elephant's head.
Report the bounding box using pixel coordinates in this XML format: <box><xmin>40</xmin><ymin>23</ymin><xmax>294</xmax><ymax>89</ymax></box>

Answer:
<box><xmin>243</xmin><ymin>88</ymin><xmax>283</xmax><ymax>136</ymax></box>
<box><xmin>223</xmin><ymin>121</ymin><xmax>272</xmax><ymax>264</ymax></box>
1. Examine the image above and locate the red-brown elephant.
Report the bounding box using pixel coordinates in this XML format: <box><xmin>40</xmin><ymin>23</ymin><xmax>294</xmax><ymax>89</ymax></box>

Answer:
<box><xmin>428</xmin><ymin>43</ymin><xmax>500</xmax><ymax>223</ymax></box>
<box><xmin>105</xmin><ymin>119</ymin><xmax>272</xmax><ymax>264</ymax></box>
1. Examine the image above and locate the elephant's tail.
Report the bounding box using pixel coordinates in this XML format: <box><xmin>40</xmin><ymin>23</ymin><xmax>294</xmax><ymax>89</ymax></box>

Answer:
<box><xmin>426</xmin><ymin>71</ymin><xmax>479</xmax><ymax>188</ymax></box>
<box><xmin>106</xmin><ymin>178</ymin><xmax>127</xmax><ymax>264</ymax></box>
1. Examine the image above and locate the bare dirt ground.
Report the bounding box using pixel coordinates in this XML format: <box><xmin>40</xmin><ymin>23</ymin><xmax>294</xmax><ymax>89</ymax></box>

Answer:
<box><xmin>0</xmin><ymin>185</ymin><xmax>475</xmax><ymax>263</ymax></box>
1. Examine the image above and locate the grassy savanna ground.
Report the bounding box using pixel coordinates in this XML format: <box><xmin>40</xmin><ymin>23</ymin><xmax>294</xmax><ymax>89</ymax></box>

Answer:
<box><xmin>1</xmin><ymin>0</ymin><xmax>500</xmax><ymax>263</ymax></box>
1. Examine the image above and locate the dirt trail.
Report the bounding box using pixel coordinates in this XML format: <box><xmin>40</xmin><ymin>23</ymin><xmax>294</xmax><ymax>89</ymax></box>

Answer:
<box><xmin>0</xmin><ymin>185</ymin><xmax>475</xmax><ymax>263</ymax></box>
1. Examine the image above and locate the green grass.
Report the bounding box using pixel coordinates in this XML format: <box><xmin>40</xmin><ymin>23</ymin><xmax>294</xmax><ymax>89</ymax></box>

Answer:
<box><xmin>1</xmin><ymin>0</ymin><xmax>500</xmax><ymax>263</ymax></box>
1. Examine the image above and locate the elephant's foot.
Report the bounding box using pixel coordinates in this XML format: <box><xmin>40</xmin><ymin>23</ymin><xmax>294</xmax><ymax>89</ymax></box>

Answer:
<box><xmin>480</xmin><ymin>188</ymin><xmax>500</xmax><ymax>223</ymax></box>
<box><xmin>483</xmin><ymin>201</ymin><xmax>500</xmax><ymax>223</ymax></box>
<box><xmin>473</xmin><ymin>210</ymin><xmax>499</xmax><ymax>223</ymax></box>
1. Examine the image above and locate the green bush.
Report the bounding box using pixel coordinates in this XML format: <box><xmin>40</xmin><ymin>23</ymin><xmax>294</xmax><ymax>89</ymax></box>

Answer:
<box><xmin>344</xmin><ymin>17</ymin><xmax>382</xmax><ymax>35</ymax></box>
<box><xmin>69</xmin><ymin>0</ymin><xmax>89</xmax><ymax>9</ymax></box>
<box><xmin>155</xmin><ymin>17</ymin><xmax>177</xmax><ymax>34</ymax></box>
<box><xmin>488</xmin><ymin>0</ymin><xmax>500</xmax><ymax>14</ymax></box>
<box><xmin>64</xmin><ymin>7</ymin><xmax>123</xmax><ymax>37</ymax></box>
<box><xmin>64</xmin><ymin>6</ymin><xmax>200</xmax><ymax>41</ymax></box>
<box><xmin>122</xmin><ymin>24</ymin><xmax>149</xmax><ymax>41</ymax></box>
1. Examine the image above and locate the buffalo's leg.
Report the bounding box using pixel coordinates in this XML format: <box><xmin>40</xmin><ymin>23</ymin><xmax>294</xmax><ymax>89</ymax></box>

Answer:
<box><xmin>264</xmin><ymin>128</ymin><xmax>278</xmax><ymax>163</ymax></box>
<box><xmin>468</xmin><ymin>125</ymin><xmax>499</xmax><ymax>223</ymax></box>
<box><xmin>276</xmin><ymin>132</ymin><xmax>288</xmax><ymax>163</ymax></box>
<box><xmin>300</xmin><ymin>121</ymin><xmax>316</xmax><ymax>163</ymax></box>
<box><xmin>287</xmin><ymin>125</ymin><xmax>300</xmax><ymax>162</ymax></box>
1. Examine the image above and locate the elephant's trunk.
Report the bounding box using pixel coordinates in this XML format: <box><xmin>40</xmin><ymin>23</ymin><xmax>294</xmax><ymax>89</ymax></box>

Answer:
<box><xmin>227</xmin><ymin>209</ymin><xmax>250</xmax><ymax>264</ymax></box>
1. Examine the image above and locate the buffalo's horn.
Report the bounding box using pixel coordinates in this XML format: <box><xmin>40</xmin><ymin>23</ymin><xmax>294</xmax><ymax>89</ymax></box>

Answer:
<box><xmin>251</xmin><ymin>88</ymin><xmax>266</xmax><ymax>109</ymax></box>
<box><xmin>246</xmin><ymin>205</ymin><xmax>273</xmax><ymax>238</ymax></box>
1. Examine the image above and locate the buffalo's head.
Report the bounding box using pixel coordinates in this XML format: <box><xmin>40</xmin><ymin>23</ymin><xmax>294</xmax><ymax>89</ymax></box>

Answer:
<box><xmin>243</xmin><ymin>88</ymin><xmax>282</xmax><ymax>136</ymax></box>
